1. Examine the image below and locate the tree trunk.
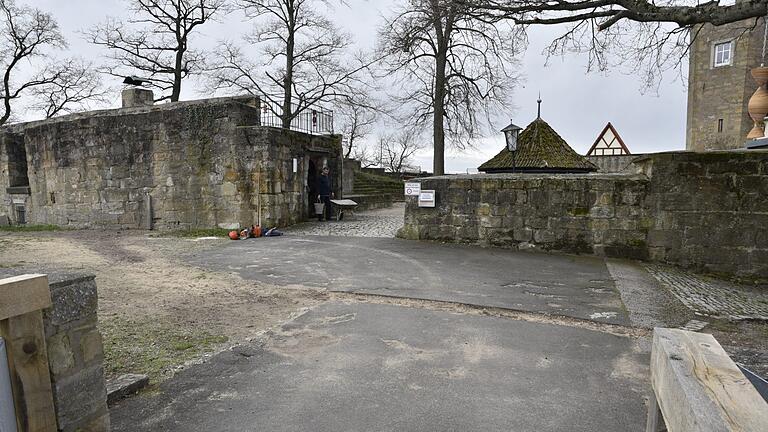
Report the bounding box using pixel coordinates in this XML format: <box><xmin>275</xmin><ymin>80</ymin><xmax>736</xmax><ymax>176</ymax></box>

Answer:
<box><xmin>171</xmin><ymin>33</ymin><xmax>185</xmax><ymax>102</ymax></box>
<box><xmin>432</xmin><ymin>50</ymin><xmax>447</xmax><ymax>176</ymax></box>
<box><xmin>2</xmin><ymin>60</ymin><xmax>16</xmax><ymax>126</ymax></box>
<box><xmin>282</xmin><ymin>10</ymin><xmax>295</xmax><ymax>130</ymax></box>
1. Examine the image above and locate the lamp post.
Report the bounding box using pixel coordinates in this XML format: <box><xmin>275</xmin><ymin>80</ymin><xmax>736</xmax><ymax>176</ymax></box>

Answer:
<box><xmin>501</xmin><ymin>121</ymin><xmax>522</xmax><ymax>173</ymax></box>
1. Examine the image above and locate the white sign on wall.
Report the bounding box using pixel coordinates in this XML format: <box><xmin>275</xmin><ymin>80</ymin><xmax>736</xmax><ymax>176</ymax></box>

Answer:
<box><xmin>405</xmin><ymin>182</ymin><xmax>421</xmax><ymax>196</ymax></box>
<box><xmin>418</xmin><ymin>190</ymin><xmax>435</xmax><ymax>208</ymax></box>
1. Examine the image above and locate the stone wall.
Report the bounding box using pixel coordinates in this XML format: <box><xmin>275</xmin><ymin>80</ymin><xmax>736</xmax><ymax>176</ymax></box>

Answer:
<box><xmin>635</xmin><ymin>150</ymin><xmax>768</xmax><ymax>280</ymax></box>
<box><xmin>400</xmin><ymin>150</ymin><xmax>768</xmax><ymax>282</ymax></box>
<box><xmin>0</xmin><ymin>96</ymin><xmax>341</xmax><ymax>229</ymax></box>
<box><xmin>43</xmin><ymin>274</ymin><xmax>109</xmax><ymax>432</ymax></box>
<box><xmin>586</xmin><ymin>154</ymin><xmax>644</xmax><ymax>173</ymax></box>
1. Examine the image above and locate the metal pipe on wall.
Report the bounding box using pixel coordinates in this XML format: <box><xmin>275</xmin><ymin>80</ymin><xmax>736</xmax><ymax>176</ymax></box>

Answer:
<box><xmin>0</xmin><ymin>337</ymin><xmax>18</xmax><ymax>432</ymax></box>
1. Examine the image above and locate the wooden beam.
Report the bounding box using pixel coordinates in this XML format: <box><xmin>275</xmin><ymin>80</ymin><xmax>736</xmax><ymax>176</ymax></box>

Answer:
<box><xmin>651</xmin><ymin>328</ymin><xmax>768</xmax><ymax>432</ymax></box>
<box><xmin>0</xmin><ymin>275</ymin><xmax>51</xmax><ymax>321</ymax></box>
<box><xmin>0</xmin><ymin>274</ymin><xmax>57</xmax><ymax>432</ymax></box>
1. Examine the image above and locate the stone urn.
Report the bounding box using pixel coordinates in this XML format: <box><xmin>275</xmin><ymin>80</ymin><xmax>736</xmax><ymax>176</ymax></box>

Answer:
<box><xmin>747</xmin><ymin>67</ymin><xmax>768</xmax><ymax>139</ymax></box>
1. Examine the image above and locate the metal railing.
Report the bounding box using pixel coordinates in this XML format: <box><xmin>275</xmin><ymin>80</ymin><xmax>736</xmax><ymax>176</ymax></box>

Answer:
<box><xmin>259</xmin><ymin>99</ymin><xmax>334</xmax><ymax>135</ymax></box>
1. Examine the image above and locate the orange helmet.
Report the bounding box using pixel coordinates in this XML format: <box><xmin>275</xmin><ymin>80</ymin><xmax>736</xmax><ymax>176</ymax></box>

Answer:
<box><xmin>228</xmin><ymin>230</ymin><xmax>239</xmax><ymax>240</ymax></box>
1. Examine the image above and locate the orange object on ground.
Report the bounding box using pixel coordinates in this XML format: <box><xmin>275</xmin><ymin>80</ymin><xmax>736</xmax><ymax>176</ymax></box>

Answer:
<box><xmin>228</xmin><ymin>231</ymin><xmax>239</xmax><ymax>240</ymax></box>
<box><xmin>252</xmin><ymin>226</ymin><xmax>262</xmax><ymax>237</ymax></box>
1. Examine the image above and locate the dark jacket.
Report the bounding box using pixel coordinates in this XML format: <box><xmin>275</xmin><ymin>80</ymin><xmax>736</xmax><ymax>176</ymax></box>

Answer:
<box><xmin>318</xmin><ymin>174</ymin><xmax>332</xmax><ymax>196</ymax></box>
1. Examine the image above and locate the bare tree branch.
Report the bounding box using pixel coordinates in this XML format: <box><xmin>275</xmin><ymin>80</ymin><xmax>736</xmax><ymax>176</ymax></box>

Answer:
<box><xmin>0</xmin><ymin>0</ymin><xmax>66</xmax><ymax>125</ymax></box>
<box><xmin>86</xmin><ymin>0</ymin><xmax>228</xmax><ymax>102</ymax></box>
<box><xmin>463</xmin><ymin>0</ymin><xmax>768</xmax><ymax>29</ymax></box>
<box><xmin>29</xmin><ymin>59</ymin><xmax>111</xmax><ymax>118</ymax></box>
<box><xmin>336</xmin><ymin>93</ymin><xmax>379</xmax><ymax>159</ymax></box>
<box><xmin>462</xmin><ymin>0</ymin><xmax>768</xmax><ymax>90</ymax></box>
<box><xmin>204</xmin><ymin>0</ymin><xmax>375</xmax><ymax>128</ymax></box>
<box><xmin>379</xmin><ymin>129</ymin><xmax>426</xmax><ymax>173</ymax></box>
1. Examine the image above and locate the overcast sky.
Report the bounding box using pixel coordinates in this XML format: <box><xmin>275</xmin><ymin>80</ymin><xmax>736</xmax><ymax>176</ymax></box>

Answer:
<box><xmin>31</xmin><ymin>0</ymin><xmax>688</xmax><ymax>173</ymax></box>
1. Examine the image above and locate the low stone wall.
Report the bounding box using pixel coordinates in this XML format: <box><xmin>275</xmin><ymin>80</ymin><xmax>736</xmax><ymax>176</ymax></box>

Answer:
<box><xmin>400</xmin><ymin>174</ymin><xmax>651</xmax><ymax>258</ymax></box>
<box><xmin>43</xmin><ymin>274</ymin><xmax>109</xmax><ymax>432</ymax></box>
<box><xmin>400</xmin><ymin>150</ymin><xmax>768</xmax><ymax>282</ymax></box>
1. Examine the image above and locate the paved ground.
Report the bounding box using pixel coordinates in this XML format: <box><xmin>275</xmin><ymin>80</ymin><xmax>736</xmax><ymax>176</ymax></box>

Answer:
<box><xmin>110</xmin><ymin>302</ymin><xmax>649</xmax><ymax>431</ymax></box>
<box><xmin>189</xmin><ymin>236</ymin><xmax>628</xmax><ymax>325</ymax></box>
<box><xmin>107</xmin><ymin>203</ymin><xmax>768</xmax><ymax>429</ymax></box>
<box><xmin>645</xmin><ymin>264</ymin><xmax>768</xmax><ymax>320</ymax></box>
<box><xmin>284</xmin><ymin>203</ymin><xmax>405</xmax><ymax>238</ymax></box>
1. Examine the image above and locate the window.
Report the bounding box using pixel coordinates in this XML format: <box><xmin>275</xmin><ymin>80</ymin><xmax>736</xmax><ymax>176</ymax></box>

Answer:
<box><xmin>713</xmin><ymin>41</ymin><xmax>733</xmax><ymax>67</ymax></box>
<box><xmin>718</xmin><ymin>119</ymin><xmax>724</xmax><ymax>133</ymax></box>
<box><xmin>15</xmin><ymin>205</ymin><xmax>25</xmax><ymax>224</ymax></box>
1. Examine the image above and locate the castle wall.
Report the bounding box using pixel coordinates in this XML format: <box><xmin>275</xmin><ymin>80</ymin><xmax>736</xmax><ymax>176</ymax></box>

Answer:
<box><xmin>585</xmin><ymin>154</ymin><xmax>644</xmax><ymax>173</ymax></box>
<box><xmin>400</xmin><ymin>150</ymin><xmax>768</xmax><ymax>282</ymax></box>
<box><xmin>0</xmin><ymin>97</ymin><xmax>341</xmax><ymax>230</ymax></box>
<box><xmin>687</xmin><ymin>19</ymin><xmax>764</xmax><ymax>151</ymax></box>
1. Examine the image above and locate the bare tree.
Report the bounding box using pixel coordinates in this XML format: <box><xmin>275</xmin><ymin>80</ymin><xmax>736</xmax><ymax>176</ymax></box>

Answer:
<box><xmin>205</xmin><ymin>0</ymin><xmax>372</xmax><ymax>129</ymax></box>
<box><xmin>352</xmin><ymin>144</ymin><xmax>379</xmax><ymax>168</ymax></box>
<box><xmin>380</xmin><ymin>130</ymin><xmax>425</xmax><ymax>173</ymax></box>
<box><xmin>87</xmin><ymin>0</ymin><xmax>228</xmax><ymax>102</ymax></box>
<box><xmin>30</xmin><ymin>60</ymin><xmax>110</xmax><ymax>118</ymax></box>
<box><xmin>337</xmin><ymin>94</ymin><xmax>378</xmax><ymax>159</ymax></box>
<box><xmin>0</xmin><ymin>0</ymin><xmax>66</xmax><ymax>125</ymax></box>
<box><xmin>463</xmin><ymin>1</ymin><xmax>768</xmax><ymax>88</ymax></box>
<box><xmin>379</xmin><ymin>0</ymin><xmax>520</xmax><ymax>176</ymax></box>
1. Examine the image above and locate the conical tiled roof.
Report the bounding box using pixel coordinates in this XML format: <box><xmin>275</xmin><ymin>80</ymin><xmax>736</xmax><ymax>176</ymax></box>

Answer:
<box><xmin>478</xmin><ymin>118</ymin><xmax>597</xmax><ymax>173</ymax></box>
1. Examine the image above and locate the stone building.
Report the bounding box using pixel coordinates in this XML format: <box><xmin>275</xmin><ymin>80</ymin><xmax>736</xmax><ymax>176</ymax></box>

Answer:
<box><xmin>0</xmin><ymin>90</ymin><xmax>342</xmax><ymax>230</ymax></box>
<box><xmin>478</xmin><ymin>117</ymin><xmax>597</xmax><ymax>173</ymax></box>
<box><xmin>686</xmin><ymin>17</ymin><xmax>766</xmax><ymax>151</ymax></box>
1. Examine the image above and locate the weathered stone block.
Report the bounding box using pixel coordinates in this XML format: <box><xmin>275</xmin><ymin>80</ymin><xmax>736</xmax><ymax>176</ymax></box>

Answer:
<box><xmin>47</xmin><ymin>333</ymin><xmax>75</xmax><ymax>377</ymax></box>
<box><xmin>44</xmin><ymin>276</ymin><xmax>98</xmax><ymax>332</ymax></box>
<box><xmin>80</xmin><ymin>328</ymin><xmax>104</xmax><ymax>364</ymax></box>
<box><xmin>52</xmin><ymin>364</ymin><xmax>108</xmax><ymax>432</ymax></box>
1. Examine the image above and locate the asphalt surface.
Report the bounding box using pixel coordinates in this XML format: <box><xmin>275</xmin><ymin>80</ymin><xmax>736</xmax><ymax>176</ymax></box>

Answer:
<box><xmin>189</xmin><ymin>236</ymin><xmax>629</xmax><ymax>325</ymax></box>
<box><xmin>110</xmin><ymin>302</ymin><xmax>649</xmax><ymax>431</ymax></box>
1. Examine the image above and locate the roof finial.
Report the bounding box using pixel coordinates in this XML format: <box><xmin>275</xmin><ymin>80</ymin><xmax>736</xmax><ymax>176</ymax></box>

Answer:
<box><xmin>537</xmin><ymin>92</ymin><xmax>542</xmax><ymax>119</ymax></box>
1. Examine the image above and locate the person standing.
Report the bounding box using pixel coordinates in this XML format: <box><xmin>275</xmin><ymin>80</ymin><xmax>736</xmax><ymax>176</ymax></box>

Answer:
<box><xmin>317</xmin><ymin>166</ymin><xmax>334</xmax><ymax>221</ymax></box>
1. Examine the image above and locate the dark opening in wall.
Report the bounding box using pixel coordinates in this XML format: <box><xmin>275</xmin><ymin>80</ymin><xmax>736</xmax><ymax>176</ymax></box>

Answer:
<box><xmin>4</xmin><ymin>133</ymin><xmax>29</xmax><ymax>187</ymax></box>
<box><xmin>717</xmin><ymin>119</ymin><xmax>724</xmax><ymax>133</ymax></box>
<box><xmin>15</xmin><ymin>204</ymin><xmax>26</xmax><ymax>224</ymax></box>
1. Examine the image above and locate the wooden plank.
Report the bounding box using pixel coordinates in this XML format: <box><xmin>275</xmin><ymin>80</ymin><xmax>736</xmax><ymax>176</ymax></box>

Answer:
<box><xmin>0</xmin><ymin>310</ymin><xmax>58</xmax><ymax>432</ymax></box>
<box><xmin>0</xmin><ymin>275</ymin><xmax>51</xmax><ymax>321</ymax></box>
<box><xmin>651</xmin><ymin>328</ymin><xmax>768</xmax><ymax>432</ymax></box>
<box><xmin>645</xmin><ymin>389</ymin><xmax>662</xmax><ymax>432</ymax></box>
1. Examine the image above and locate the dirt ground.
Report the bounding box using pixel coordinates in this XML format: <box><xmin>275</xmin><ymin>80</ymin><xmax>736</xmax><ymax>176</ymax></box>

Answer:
<box><xmin>0</xmin><ymin>230</ymin><xmax>328</xmax><ymax>382</ymax></box>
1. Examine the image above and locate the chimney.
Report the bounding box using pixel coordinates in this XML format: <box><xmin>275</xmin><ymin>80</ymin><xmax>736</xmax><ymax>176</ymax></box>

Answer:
<box><xmin>121</xmin><ymin>88</ymin><xmax>154</xmax><ymax>108</ymax></box>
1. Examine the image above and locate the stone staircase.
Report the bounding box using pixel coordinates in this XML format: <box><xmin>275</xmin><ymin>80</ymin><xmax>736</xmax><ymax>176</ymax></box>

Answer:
<box><xmin>353</xmin><ymin>172</ymin><xmax>404</xmax><ymax>198</ymax></box>
<box><xmin>345</xmin><ymin>172</ymin><xmax>404</xmax><ymax>210</ymax></box>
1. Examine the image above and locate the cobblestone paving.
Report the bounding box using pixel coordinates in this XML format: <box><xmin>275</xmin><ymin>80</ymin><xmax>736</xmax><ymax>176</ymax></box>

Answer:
<box><xmin>284</xmin><ymin>203</ymin><xmax>405</xmax><ymax>238</ymax></box>
<box><xmin>679</xmin><ymin>319</ymin><xmax>708</xmax><ymax>332</ymax></box>
<box><xmin>645</xmin><ymin>264</ymin><xmax>768</xmax><ymax>320</ymax></box>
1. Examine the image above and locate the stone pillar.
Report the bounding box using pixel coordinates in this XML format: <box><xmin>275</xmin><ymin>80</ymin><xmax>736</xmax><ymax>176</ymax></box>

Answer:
<box><xmin>43</xmin><ymin>273</ymin><xmax>109</xmax><ymax>432</ymax></box>
<box><xmin>121</xmin><ymin>88</ymin><xmax>154</xmax><ymax>108</ymax></box>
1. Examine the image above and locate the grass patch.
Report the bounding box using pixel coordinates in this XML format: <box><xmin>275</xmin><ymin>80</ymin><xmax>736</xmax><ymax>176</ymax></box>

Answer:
<box><xmin>0</xmin><ymin>224</ymin><xmax>61</xmax><ymax>232</ymax></box>
<box><xmin>100</xmin><ymin>316</ymin><xmax>229</xmax><ymax>383</ymax></box>
<box><xmin>157</xmin><ymin>227</ymin><xmax>231</xmax><ymax>238</ymax></box>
